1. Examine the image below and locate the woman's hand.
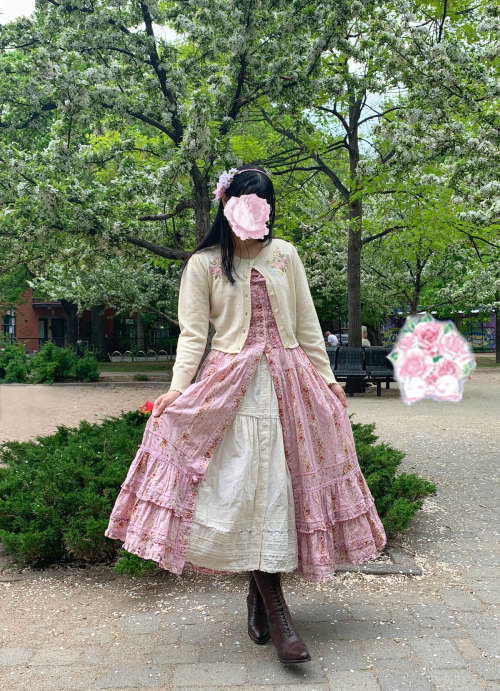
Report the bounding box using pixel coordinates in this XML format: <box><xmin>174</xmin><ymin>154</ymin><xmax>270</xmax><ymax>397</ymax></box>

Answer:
<box><xmin>329</xmin><ymin>382</ymin><xmax>348</xmax><ymax>408</ymax></box>
<box><xmin>153</xmin><ymin>390</ymin><xmax>182</xmax><ymax>416</ymax></box>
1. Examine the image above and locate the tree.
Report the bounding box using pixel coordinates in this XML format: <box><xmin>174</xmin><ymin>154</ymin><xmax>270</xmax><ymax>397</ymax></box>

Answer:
<box><xmin>252</xmin><ymin>0</ymin><xmax>499</xmax><ymax>346</ymax></box>
<box><xmin>0</xmin><ymin>1</ymin><xmax>350</xmax><ymax>269</ymax></box>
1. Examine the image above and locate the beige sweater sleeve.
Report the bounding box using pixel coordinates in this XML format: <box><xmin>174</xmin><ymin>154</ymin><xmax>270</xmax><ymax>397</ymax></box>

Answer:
<box><xmin>291</xmin><ymin>245</ymin><xmax>337</xmax><ymax>386</ymax></box>
<box><xmin>169</xmin><ymin>253</ymin><xmax>210</xmax><ymax>394</ymax></box>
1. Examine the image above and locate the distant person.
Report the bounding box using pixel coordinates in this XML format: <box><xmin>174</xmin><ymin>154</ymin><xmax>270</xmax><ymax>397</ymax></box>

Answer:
<box><xmin>325</xmin><ymin>331</ymin><xmax>338</xmax><ymax>347</ymax></box>
<box><xmin>362</xmin><ymin>325</ymin><xmax>371</xmax><ymax>347</ymax></box>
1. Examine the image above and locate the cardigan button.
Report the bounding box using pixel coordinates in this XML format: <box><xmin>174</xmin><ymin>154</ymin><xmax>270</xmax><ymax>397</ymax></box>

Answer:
<box><xmin>191</xmin><ymin>475</ymin><xmax>200</xmax><ymax>484</ymax></box>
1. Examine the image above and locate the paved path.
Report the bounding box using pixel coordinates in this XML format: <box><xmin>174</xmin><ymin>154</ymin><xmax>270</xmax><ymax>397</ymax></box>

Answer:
<box><xmin>0</xmin><ymin>370</ymin><xmax>499</xmax><ymax>690</ymax></box>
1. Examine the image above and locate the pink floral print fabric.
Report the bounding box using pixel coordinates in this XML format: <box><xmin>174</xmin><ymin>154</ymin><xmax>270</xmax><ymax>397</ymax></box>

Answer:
<box><xmin>105</xmin><ymin>269</ymin><xmax>387</xmax><ymax>581</ymax></box>
<box><xmin>387</xmin><ymin>313</ymin><xmax>476</xmax><ymax>405</ymax></box>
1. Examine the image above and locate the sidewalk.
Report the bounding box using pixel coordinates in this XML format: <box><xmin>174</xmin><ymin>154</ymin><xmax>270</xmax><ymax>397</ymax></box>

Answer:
<box><xmin>0</xmin><ymin>369</ymin><xmax>499</xmax><ymax>690</ymax></box>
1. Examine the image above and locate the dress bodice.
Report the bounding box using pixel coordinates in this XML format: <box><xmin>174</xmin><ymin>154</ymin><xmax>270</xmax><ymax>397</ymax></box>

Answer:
<box><xmin>245</xmin><ymin>268</ymin><xmax>284</xmax><ymax>351</ymax></box>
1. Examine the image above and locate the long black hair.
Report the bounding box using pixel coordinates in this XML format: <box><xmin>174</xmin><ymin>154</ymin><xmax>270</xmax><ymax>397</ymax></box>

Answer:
<box><xmin>179</xmin><ymin>164</ymin><xmax>275</xmax><ymax>285</ymax></box>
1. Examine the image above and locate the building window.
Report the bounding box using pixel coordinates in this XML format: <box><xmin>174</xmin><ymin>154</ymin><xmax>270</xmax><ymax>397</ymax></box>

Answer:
<box><xmin>1</xmin><ymin>311</ymin><xmax>16</xmax><ymax>343</ymax></box>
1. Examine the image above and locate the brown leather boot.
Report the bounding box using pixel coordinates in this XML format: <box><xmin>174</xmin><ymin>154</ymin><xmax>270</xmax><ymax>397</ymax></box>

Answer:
<box><xmin>247</xmin><ymin>574</ymin><xmax>270</xmax><ymax>644</ymax></box>
<box><xmin>252</xmin><ymin>570</ymin><xmax>311</xmax><ymax>664</ymax></box>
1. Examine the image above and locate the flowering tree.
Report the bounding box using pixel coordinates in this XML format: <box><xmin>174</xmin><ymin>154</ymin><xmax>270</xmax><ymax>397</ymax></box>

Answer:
<box><xmin>253</xmin><ymin>0</ymin><xmax>499</xmax><ymax>346</ymax></box>
<box><xmin>0</xmin><ymin>1</ymin><xmax>349</xmax><ymax>267</ymax></box>
<box><xmin>0</xmin><ymin>0</ymin><xmax>497</xmax><ymax>358</ymax></box>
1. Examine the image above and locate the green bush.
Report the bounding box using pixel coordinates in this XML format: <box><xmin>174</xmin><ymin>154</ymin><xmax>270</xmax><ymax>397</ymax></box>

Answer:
<box><xmin>350</xmin><ymin>417</ymin><xmax>436</xmax><ymax>537</ymax></box>
<box><xmin>0</xmin><ymin>342</ymin><xmax>29</xmax><ymax>383</ymax></box>
<box><xmin>29</xmin><ymin>341</ymin><xmax>76</xmax><ymax>383</ymax></box>
<box><xmin>113</xmin><ymin>550</ymin><xmax>157</xmax><ymax>577</ymax></box>
<box><xmin>0</xmin><ymin>411</ymin><xmax>147</xmax><ymax>567</ymax></box>
<box><xmin>0</xmin><ymin>411</ymin><xmax>436</xmax><ymax>574</ymax></box>
<box><xmin>74</xmin><ymin>348</ymin><xmax>100</xmax><ymax>382</ymax></box>
<box><xmin>19</xmin><ymin>341</ymin><xmax>99</xmax><ymax>384</ymax></box>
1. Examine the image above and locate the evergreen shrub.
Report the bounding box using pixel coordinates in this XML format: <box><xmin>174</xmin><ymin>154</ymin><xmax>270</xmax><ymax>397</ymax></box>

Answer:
<box><xmin>0</xmin><ymin>410</ymin><xmax>436</xmax><ymax>575</ymax></box>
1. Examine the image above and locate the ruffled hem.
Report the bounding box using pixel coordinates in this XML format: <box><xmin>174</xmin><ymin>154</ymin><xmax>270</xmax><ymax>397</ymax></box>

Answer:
<box><xmin>293</xmin><ymin>462</ymin><xmax>382</xmax><ymax>530</ymax></box>
<box><xmin>295</xmin><ymin>501</ymin><xmax>388</xmax><ymax>581</ymax></box>
<box><xmin>105</xmin><ymin>487</ymin><xmax>387</xmax><ymax>581</ymax></box>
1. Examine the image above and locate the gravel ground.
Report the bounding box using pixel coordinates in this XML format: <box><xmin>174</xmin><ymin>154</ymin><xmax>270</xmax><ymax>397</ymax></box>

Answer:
<box><xmin>0</xmin><ymin>369</ymin><xmax>498</xmax><ymax>690</ymax></box>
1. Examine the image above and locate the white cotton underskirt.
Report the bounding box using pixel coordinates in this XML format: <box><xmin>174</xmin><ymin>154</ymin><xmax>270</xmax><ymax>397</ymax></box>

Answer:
<box><xmin>184</xmin><ymin>352</ymin><xmax>299</xmax><ymax>572</ymax></box>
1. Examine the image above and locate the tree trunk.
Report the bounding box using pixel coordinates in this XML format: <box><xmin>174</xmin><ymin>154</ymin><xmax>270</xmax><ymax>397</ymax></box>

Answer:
<box><xmin>495</xmin><ymin>290</ymin><xmax>500</xmax><ymax>364</ymax></box>
<box><xmin>347</xmin><ymin>198</ymin><xmax>362</xmax><ymax>348</ymax></box>
<box><xmin>136</xmin><ymin>313</ymin><xmax>145</xmax><ymax>351</ymax></box>
<box><xmin>60</xmin><ymin>299</ymin><xmax>77</xmax><ymax>346</ymax></box>
<box><xmin>191</xmin><ymin>164</ymin><xmax>211</xmax><ymax>244</ymax></box>
<box><xmin>90</xmin><ymin>304</ymin><xmax>107</xmax><ymax>361</ymax></box>
<box><xmin>347</xmin><ymin>95</ymin><xmax>363</xmax><ymax>349</ymax></box>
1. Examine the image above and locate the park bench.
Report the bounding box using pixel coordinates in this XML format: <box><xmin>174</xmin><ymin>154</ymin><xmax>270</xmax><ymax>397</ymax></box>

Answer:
<box><xmin>326</xmin><ymin>346</ymin><xmax>338</xmax><ymax>370</ymax></box>
<box><xmin>326</xmin><ymin>345</ymin><xmax>396</xmax><ymax>397</ymax></box>
<box><xmin>364</xmin><ymin>346</ymin><xmax>395</xmax><ymax>397</ymax></box>
<box><xmin>331</xmin><ymin>347</ymin><xmax>368</xmax><ymax>396</ymax></box>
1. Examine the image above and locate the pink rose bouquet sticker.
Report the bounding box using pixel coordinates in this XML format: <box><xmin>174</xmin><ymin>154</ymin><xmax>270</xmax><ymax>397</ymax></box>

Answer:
<box><xmin>223</xmin><ymin>193</ymin><xmax>271</xmax><ymax>240</ymax></box>
<box><xmin>387</xmin><ymin>313</ymin><xmax>476</xmax><ymax>405</ymax></box>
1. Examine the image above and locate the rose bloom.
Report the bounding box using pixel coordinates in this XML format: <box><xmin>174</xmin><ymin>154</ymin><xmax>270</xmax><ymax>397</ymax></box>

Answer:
<box><xmin>396</xmin><ymin>333</ymin><xmax>418</xmax><ymax>351</ymax></box>
<box><xmin>413</xmin><ymin>321</ymin><xmax>443</xmax><ymax>355</ymax></box>
<box><xmin>438</xmin><ymin>331</ymin><xmax>472</xmax><ymax>363</ymax></box>
<box><xmin>433</xmin><ymin>374</ymin><xmax>461</xmax><ymax>401</ymax></box>
<box><xmin>402</xmin><ymin>377</ymin><xmax>428</xmax><ymax>404</ymax></box>
<box><xmin>434</xmin><ymin>357</ymin><xmax>461</xmax><ymax>379</ymax></box>
<box><xmin>396</xmin><ymin>347</ymin><xmax>434</xmax><ymax>381</ymax></box>
<box><xmin>425</xmin><ymin>372</ymin><xmax>439</xmax><ymax>389</ymax></box>
<box><xmin>224</xmin><ymin>193</ymin><xmax>270</xmax><ymax>240</ymax></box>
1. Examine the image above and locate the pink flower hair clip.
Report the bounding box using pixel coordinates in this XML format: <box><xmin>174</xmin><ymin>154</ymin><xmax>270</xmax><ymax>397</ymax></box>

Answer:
<box><xmin>212</xmin><ymin>167</ymin><xmax>272</xmax><ymax>201</ymax></box>
<box><xmin>212</xmin><ymin>168</ymin><xmax>239</xmax><ymax>200</ymax></box>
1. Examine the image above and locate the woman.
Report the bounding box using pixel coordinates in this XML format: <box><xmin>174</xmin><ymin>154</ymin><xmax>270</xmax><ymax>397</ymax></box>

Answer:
<box><xmin>105</xmin><ymin>165</ymin><xmax>387</xmax><ymax>665</ymax></box>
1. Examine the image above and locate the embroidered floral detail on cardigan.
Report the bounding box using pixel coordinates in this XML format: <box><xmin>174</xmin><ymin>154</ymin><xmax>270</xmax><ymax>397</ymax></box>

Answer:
<box><xmin>208</xmin><ymin>254</ymin><xmax>228</xmax><ymax>280</ymax></box>
<box><xmin>266</xmin><ymin>249</ymin><xmax>289</xmax><ymax>274</ymax></box>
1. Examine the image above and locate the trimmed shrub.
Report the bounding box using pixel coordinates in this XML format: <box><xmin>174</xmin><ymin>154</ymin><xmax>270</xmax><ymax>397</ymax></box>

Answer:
<box><xmin>74</xmin><ymin>348</ymin><xmax>100</xmax><ymax>382</ymax></box>
<box><xmin>113</xmin><ymin>550</ymin><xmax>157</xmax><ymax>577</ymax></box>
<box><xmin>0</xmin><ymin>410</ymin><xmax>436</xmax><ymax>574</ymax></box>
<box><xmin>0</xmin><ymin>411</ymin><xmax>147</xmax><ymax>567</ymax></box>
<box><xmin>350</xmin><ymin>416</ymin><xmax>436</xmax><ymax>534</ymax></box>
<box><xmin>29</xmin><ymin>341</ymin><xmax>77</xmax><ymax>383</ymax></box>
<box><xmin>0</xmin><ymin>342</ymin><xmax>29</xmax><ymax>383</ymax></box>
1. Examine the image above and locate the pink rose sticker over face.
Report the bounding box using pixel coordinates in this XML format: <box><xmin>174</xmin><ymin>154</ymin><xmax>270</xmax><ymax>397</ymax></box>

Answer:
<box><xmin>387</xmin><ymin>313</ymin><xmax>476</xmax><ymax>405</ymax></box>
<box><xmin>223</xmin><ymin>193</ymin><xmax>271</xmax><ymax>240</ymax></box>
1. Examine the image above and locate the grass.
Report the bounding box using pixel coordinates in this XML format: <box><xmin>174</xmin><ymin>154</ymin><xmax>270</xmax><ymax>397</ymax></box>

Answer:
<box><xmin>98</xmin><ymin>361</ymin><xmax>174</xmax><ymax>373</ymax></box>
<box><xmin>475</xmin><ymin>358</ymin><xmax>500</xmax><ymax>368</ymax></box>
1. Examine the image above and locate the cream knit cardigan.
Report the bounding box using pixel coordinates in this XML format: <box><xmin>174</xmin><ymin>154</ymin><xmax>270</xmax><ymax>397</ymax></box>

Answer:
<box><xmin>169</xmin><ymin>237</ymin><xmax>337</xmax><ymax>393</ymax></box>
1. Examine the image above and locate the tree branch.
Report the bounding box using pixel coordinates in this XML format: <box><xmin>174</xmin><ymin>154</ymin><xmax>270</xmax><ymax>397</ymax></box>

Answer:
<box><xmin>139</xmin><ymin>199</ymin><xmax>195</xmax><ymax>221</ymax></box>
<box><xmin>140</xmin><ymin>1</ymin><xmax>183</xmax><ymax>144</ymax></box>
<box><xmin>437</xmin><ymin>0</ymin><xmax>448</xmax><ymax>43</ymax></box>
<box><xmin>361</xmin><ymin>225</ymin><xmax>411</xmax><ymax>245</ymax></box>
<box><xmin>124</xmin><ymin>235</ymin><xmax>189</xmax><ymax>260</ymax></box>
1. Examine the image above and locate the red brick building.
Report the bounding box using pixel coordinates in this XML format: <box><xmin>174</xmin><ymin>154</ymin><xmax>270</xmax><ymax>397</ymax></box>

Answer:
<box><xmin>1</xmin><ymin>286</ymin><xmax>114</xmax><ymax>354</ymax></box>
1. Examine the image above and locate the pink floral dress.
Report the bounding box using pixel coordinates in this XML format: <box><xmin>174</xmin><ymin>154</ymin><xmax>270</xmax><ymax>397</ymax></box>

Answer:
<box><xmin>105</xmin><ymin>267</ymin><xmax>387</xmax><ymax>581</ymax></box>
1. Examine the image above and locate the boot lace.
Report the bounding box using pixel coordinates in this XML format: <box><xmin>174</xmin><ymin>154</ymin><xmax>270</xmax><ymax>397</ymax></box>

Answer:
<box><xmin>271</xmin><ymin>581</ymin><xmax>293</xmax><ymax>637</ymax></box>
